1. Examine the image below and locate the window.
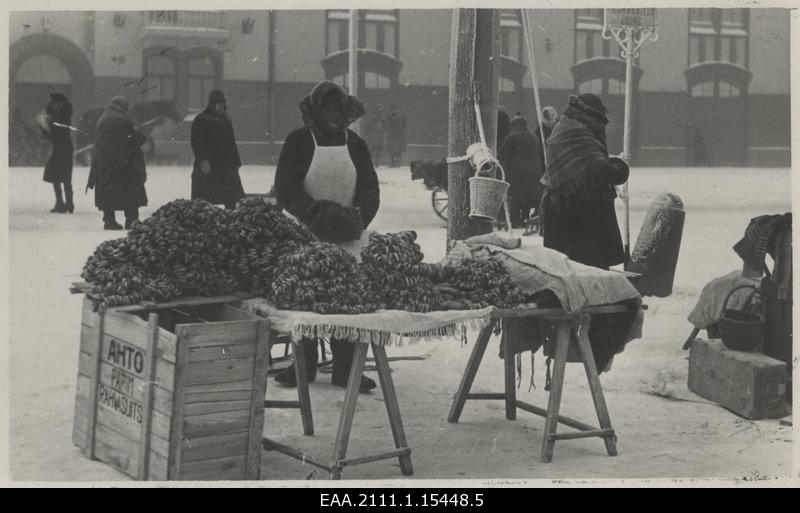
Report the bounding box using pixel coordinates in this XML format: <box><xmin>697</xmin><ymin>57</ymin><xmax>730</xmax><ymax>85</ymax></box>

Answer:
<box><xmin>689</xmin><ymin>8</ymin><xmax>749</xmax><ymax>67</ymax></box>
<box><xmin>575</xmin><ymin>9</ymin><xmax>611</xmax><ymax>62</ymax></box>
<box><xmin>500</xmin><ymin>10</ymin><xmax>523</xmax><ymax>62</ymax></box>
<box><xmin>364</xmin><ymin>72</ymin><xmax>391</xmax><ymax>89</ymax></box>
<box><xmin>325</xmin><ymin>10</ymin><xmax>399</xmax><ymax>57</ymax></box>
<box><xmin>144</xmin><ymin>55</ymin><xmax>177</xmax><ymax>102</ymax></box>
<box><xmin>187</xmin><ymin>54</ymin><xmax>217</xmax><ymax>111</ymax></box>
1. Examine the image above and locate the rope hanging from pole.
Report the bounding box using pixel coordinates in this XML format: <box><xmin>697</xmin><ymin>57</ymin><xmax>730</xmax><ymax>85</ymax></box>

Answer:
<box><xmin>520</xmin><ymin>9</ymin><xmax>548</xmax><ymax>169</ymax></box>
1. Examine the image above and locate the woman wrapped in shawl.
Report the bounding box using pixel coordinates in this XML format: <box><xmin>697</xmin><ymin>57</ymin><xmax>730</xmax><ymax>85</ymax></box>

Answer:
<box><xmin>274</xmin><ymin>81</ymin><xmax>380</xmax><ymax>393</ymax></box>
<box><xmin>540</xmin><ymin>94</ymin><xmax>629</xmax><ymax>270</ymax></box>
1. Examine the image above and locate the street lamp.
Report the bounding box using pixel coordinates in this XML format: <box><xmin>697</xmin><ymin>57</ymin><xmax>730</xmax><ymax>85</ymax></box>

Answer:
<box><xmin>602</xmin><ymin>8</ymin><xmax>658</xmax><ymax>267</ymax></box>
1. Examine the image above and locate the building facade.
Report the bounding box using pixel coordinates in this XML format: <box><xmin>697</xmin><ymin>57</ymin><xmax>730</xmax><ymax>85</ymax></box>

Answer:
<box><xmin>9</xmin><ymin>9</ymin><xmax>791</xmax><ymax>167</ymax></box>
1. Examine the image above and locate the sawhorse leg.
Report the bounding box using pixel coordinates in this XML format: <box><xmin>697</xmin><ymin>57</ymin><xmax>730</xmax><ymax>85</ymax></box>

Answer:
<box><xmin>503</xmin><ymin>321</ymin><xmax>517</xmax><ymax>421</ymax></box>
<box><xmin>448</xmin><ymin>319</ymin><xmax>497</xmax><ymax>423</ymax></box>
<box><xmin>330</xmin><ymin>342</ymin><xmax>369</xmax><ymax>480</ymax></box>
<box><xmin>372</xmin><ymin>342</ymin><xmax>414</xmax><ymax>476</ymax></box>
<box><xmin>541</xmin><ymin>320</ymin><xmax>570</xmax><ymax>463</ymax></box>
<box><xmin>291</xmin><ymin>337</ymin><xmax>314</xmax><ymax>436</ymax></box>
<box><xmin>574</xmin><ymin>315</ymin><xmax>617</xmax><ymax>457</ymax></box>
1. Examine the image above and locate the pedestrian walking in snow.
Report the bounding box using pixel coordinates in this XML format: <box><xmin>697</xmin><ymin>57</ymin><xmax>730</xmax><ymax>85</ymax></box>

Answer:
<box><xmin>41</xmin><ymin>92</ymin><xmax>75</xmax><ymax>213</ymax></box>
<box><xmin>86</xmin><ymin>96</ymin><xmax>148</xmax><ymax>230</ymax></box>
<box><xmin>190</xmin><ymin>89</ymin><xmax>245</xmax><ymax>209</ymax></box>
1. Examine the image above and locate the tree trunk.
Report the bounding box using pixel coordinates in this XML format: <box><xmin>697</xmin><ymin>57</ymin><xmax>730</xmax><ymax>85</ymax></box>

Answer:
<box><xmin>446</xmin><ymin>8</ymin><xmax>500</xmax><ymax>252</ymax></box>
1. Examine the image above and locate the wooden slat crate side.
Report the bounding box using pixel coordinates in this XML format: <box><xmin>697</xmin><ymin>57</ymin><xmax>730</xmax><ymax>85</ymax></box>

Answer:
<box><xmin>184</xmin><ymin>358</ymin><xmax>255</xmax><ymax>387</ymax></box>
<box><xmin>184</xmin><ymin>401</ymin><xmax>254</xmax><ymax>417</ymax></box>
<box><xmin>177</xmin><ymin>455</ymin><xmax>248</xmax><ymax>481</ymax></box>
<box><xmin>184</xmin><ymin>380</ymin><xmax>254</xmax><ymax>401</ymax></box>
<box><xmin>94</xmin><ymin>422</ymin><xmax>140</xmax><ymax>479</ymax></box>
<box><xmin>246</xmin><ymin>319</ymin><xmax>270</xmax><ymax>479</ymax></box>
<box><xmin>103</xmin><ymin>311</ymin><xmax>177</xmax><ymax>363</ymax></box>
<box><xmin>81</xmin><ymin>297</ymin><xmax>100</xmax><ymax>328</ymax></box>
<box><xmin>79</xmin><ymin>324</ymin><xmax>96</xmax><ymax>355</ymax></box>
<box><xmin>73</xmin><ymin>370</ymin><xmax>92</xmax><ymax>450</ymax></box>
<box><xmin>181</xmin><ymin>321</ymin><xmax>259</xmax><ymax>348</ymax></box>
<box><xmin>189</xmin><ymin>343</ymin><xmax>257</xmax><ymax>363</ymax></box>
<box><xmin>77</xmin><ymin>360</ymin><xmax>174</xmax><ymax>415</ymax></box>
<box><xmin>181</xmin><ymin>409</ymin><xmax>252</xmax><ymax>439</ymax></box>
<box><xmin>168</xmin><ymin>328</ymin><xmax>192</xmax><ymax>480</ymax></box>
<box><xmin>180</xmin><ymin>432</ymin><xmax>250</xmax><ymax>463</ymax></box>
<box><xmin>148</xmin><ymin>450</ymin><xmax>169</xmax><ymax>481</ymax></box>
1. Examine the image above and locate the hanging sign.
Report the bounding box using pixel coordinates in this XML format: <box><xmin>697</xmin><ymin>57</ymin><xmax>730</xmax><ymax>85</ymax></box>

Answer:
<box><xmin>605</xmin><ymin>9</ymin><xmax>656</xmax><ymax>30</ymax></box>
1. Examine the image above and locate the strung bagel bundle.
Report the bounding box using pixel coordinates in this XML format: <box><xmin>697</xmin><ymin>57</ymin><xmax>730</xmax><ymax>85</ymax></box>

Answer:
<box><xmin>436</xmin><ymin>258</ymin><xmax>524</xmax><ymax>310</ymax></box>
<box><xmin>360</xmin><ymin>231</ymin><xmax>444</xmax><ymax>313</ymax></box>
<box><xmin>270</xmin><ymin>242</ymin><xmax>379</xmax><ymax>314</ymax></box>
<box><xmin>82</xmin><ymin>198</ymin><xmax>319</xmax><ymax>311</ymax></box>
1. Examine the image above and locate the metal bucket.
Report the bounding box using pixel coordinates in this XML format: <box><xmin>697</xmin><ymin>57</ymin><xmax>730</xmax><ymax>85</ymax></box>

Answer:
<box><xmin>719</xmin><ymin>284</ymin><xmax>764</xmax><ymax>352</ymax></box>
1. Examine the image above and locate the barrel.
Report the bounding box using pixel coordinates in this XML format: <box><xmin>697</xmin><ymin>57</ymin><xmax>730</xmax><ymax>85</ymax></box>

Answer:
<box><xmin>627</xmin><ymin>193</ymin><xmax>686</xmax><ymax>297</ymax></box>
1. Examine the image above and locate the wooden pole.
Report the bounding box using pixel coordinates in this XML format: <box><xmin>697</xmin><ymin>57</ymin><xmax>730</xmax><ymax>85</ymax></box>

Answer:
<box><xmin>267</xmin><ymin>10</ymin><xmax>277</xmax><ymax>164</ymax></box>
<box><xmin>348</xmin><ymin>9</ymin><xmax>359</xmax><ymax>136</ymax></box>
<box><xmin>446</xmin><ymin>8</ymin><xmax>500</xmax><ymax>252</ymax></box>
<box><xmin>621</xmin><ymin>28</ymin><xmax>634</xmax><ymax>268</ymax></box>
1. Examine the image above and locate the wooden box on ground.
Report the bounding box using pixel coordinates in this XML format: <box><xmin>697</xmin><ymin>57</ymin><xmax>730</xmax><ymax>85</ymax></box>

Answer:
<box><xmin>688</xmin><ymin>338</ymin><xmax>787</xmax><ymax>420</ymax></box>
<box><xmin>72</xmin><ymin>297</ymin><xmax>270</xmax><ymax>480</ymax></box>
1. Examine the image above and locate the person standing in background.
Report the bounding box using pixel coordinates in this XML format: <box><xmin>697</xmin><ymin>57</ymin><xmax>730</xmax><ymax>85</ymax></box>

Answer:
<box><xmin>87</xmin><ymin>96</ymin><xmax>148</xmax><ymax>230</ymax></box>
<box><xmin>534</xmin><ymin>106</ymin><xmax>559</xmax><ymax>144</ymax></box>
<box><xmin>190</xmin><ymin>89</ymin><xmax>245</xmax><ymax>209</ymax></box>
<box><xmin>498</xmin><ymin>115</ymin><xmax>544</xmax><ymax>228</ymax></box>
<box><xmin>496</xmin><ymin>106</ymin><xmax>510</xmax><ymax>151</ymax></box>
<box><xmin>386</xmin><ymin>105</ymin><xmax>407</xmax><ymax>167</ymax></box>
<box><xmin>540</xmin><ymin>94</ymin><xmax>628</xmax><ymax>270</ymax></box>
<box><xmin>364</xmin><ymin>104</ymin><xmax>386</xmax><ymax>167</ymax></box>
<box><xmin>41</xmin><ymin>92</ymin><xmax>74</xmax><ymax>213</ymax></box>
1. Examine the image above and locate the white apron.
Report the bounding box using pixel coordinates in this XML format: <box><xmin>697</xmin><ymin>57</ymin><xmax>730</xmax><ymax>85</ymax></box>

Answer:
<box><xmin>303</xmin><ymin>129</ymin><xmax>357</xmax><ymax>208</ymax></box>
<box><xmin>303</xmin><ymin>129</ymin><xmax>372</xmax><ymax>259</ymax></box>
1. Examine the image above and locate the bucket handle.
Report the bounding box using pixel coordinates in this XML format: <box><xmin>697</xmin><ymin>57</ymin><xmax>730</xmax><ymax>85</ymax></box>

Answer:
<box><xmin>472</xmin><ymin>160</ymin><xmax>506</xmax><ymax>182</ymax></box>
<box><xmin>721</xmin><ymin>284</ymin><xmax>761</xmax><ymax>313</ymax></box>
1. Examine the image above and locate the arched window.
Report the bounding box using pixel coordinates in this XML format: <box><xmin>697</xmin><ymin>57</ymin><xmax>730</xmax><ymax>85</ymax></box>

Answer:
<box><xmin>16</xmin><ymin>55</ymin><xmax>71</xmax><ymax>84</ymax></box>
<box><xmin>689</xmin><ymin>8</ymin><xmax>748</xmax><ymax>68</ymax></box>
<box><xmin>144</xmin><ymin>54</ymin><xmax>177</xmax><ymax>102</ymax></box>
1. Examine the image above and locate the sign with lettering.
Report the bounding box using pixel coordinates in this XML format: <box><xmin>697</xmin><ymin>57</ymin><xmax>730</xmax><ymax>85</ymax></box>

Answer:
<box><xmin>99</xmin><ymin>338</ymin><xmax>146</xmax><ymax>424</ymax></box>
<box><xmin>605</xmin><ymin>9</ymin><xmax>656</xmax><ymax>30</ymax></box>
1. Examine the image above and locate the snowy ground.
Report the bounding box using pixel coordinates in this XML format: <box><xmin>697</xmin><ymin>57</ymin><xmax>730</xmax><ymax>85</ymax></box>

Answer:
<box><xmin>6</xmin><ymin>164</ymin><xmax>797</xmax><ymax>484</ymax></box>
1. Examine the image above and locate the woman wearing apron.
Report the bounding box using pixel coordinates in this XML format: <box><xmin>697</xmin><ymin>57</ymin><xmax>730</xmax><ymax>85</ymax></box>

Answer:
<box><xmin>274</xmin><ymin>81</ymin><xmax>380</xmax><ymax>393</ymax></box>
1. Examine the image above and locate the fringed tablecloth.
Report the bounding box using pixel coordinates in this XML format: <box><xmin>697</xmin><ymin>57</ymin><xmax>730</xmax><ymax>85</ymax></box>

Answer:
<box><xmin>240</xmin><ymin>298</ymin><xmax>494</xmax><ymax>346</ymax></box>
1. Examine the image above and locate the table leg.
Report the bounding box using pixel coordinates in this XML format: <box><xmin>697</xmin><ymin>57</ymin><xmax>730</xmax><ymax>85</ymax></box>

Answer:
<box><xmin>448</xmin><ymin>319</ymin><xmax>497</xmax><ymax>423</ymax></box>
<box><xmin>541</xmin><ymin>320</ymin><xmax>570</xmax><ymax>463</ymax></box>
<box><xmin>330</xmin><ymin>342</ymin><xmax>369</xmax><ymax>480</ymax></box>
<box><xmin>502</xmin><ymin>321</ymin><xmax>517</xmax><ymax>421</ymax></box>
<box><xmin>292</xmin><ymin>337</ymin><xmax>314</xmax><ymax>436</ymax></box>
<box><xmin>371</xmin><ymin>342</ymin><xmax>414</xmax><ymax>476</ymax></box>
<box><xmin>575</xmin><ymin>316</ymin><xmax>617</xmax><ymax>457</ymax></box>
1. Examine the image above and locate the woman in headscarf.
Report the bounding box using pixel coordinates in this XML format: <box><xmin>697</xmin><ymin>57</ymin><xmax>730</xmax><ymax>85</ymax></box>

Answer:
<box><xmin>41</xmin><ymin>92</ymin><xmax>75</xmax><ymax>213</ymax></box>
<box><xmin>86</xmin><ymin>96</ymin><xmax>148</xmax><ymax>230</ymax></box>
<box><xmin>190</xmin><ymin>89</ymin><xmax>244</xmax><ymax>209</ymax></box>
<box><xmin>540</xmin><ymin>93</ymin><xmax>628</xmax><ymax>270</ymax></box>
<box><xmin>274</xmin><ymin>81</ymin><xmax>380</xmax><ymax>393</ymax></box>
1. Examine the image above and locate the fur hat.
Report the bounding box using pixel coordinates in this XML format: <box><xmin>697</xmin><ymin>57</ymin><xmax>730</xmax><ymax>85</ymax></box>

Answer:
<box><xmin>568</xmin><ymin>94</ymin><xmax>609</xmax><ymax>124</ymax></box>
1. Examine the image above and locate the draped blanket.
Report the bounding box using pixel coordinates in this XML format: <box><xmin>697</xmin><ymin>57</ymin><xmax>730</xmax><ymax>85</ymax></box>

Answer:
<box><xmin>543</xmin><ymin>116</ymin><xmax>608</xmax><ymax>201</ymax></box>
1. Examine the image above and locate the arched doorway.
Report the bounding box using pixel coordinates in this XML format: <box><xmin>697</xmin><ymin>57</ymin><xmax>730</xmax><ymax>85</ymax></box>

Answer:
<box><xmin>9</xmin><ymin>33</ymin><xmax>94</xmax><ymax>165</ymax></box>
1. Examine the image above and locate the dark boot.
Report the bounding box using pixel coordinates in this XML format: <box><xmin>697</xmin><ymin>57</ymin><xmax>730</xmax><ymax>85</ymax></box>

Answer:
<box><xmin>274</xmin><ymin>338</ymin><xmax>318</xmax><ymax>387</ymax></box>
<box><xmin>50</xmin><ymin>183</ymin><xmax>65</xmax><ymax>213</ymax></box>
<box><xmin>124</xmin><ymin>208</ymin><xmax>140</xmax><ymax>229</ymax></box>
<box><xmin>103</xmin><ymin>210</ymin><xmax>123</xmax><ymax>230</ymax></box>
<box><xmin>330</xmin><ymin>339</ymin><xmax>376</xmax><ymax>393</ymax></box>
<box><xmin>63</xmin><ymin>182</ymin><xmax>74</xmax><ymax>213</ymax></box>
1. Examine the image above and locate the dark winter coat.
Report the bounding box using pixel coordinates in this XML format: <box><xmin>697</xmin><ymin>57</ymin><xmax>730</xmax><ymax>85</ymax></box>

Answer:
<box><xmin>42</xmin><ymin>98</ymin><xmax>74</xmax><ymax>184</ymax></box>
<box><xmin>497</xmin><ymin>107</ymin><xmax>510</xmax><ymax>149</ymax></box>
<box><xmin>87</xmin><ymin>103</ymin><xmax>148</xmax><ymax>211</ymax></box>
<box><xmin>275</xmin><ymin>81</ymin><xmax>379</xmax><ymax>243</ymax></box>
<box><xmin>190</xmin><ymin>107</ymin><xmax>244</xmax><ymax>206</ymax></box>
<box><xmin>386</xmin><ymin>111</ymin><xmax>407</xmax><ymax>157</ymax></box>
<box><xmin>499</xmin><ymin>117</ymin><xmax>544</xmax><ymax>209</ymax></box>
<box><xmin>542</xmin><ymin>110</ymin><xmax>628</xmax><ymax>269</ymax></box>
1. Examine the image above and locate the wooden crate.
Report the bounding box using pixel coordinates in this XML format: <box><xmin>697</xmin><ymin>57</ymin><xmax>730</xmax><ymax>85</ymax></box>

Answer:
<box><xmin>73</xmin><ymin>297</ymin><xmax>270</xmax><ymax>480</ymax></box>
<box><xmin>688</xmin><ymin>339</ymin><xmax>787</xmax><ymax>420</ymax></box>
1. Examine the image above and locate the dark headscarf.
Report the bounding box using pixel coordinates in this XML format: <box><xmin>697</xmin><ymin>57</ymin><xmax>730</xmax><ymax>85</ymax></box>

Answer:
<box><xmin>562</xmin><ymin>94</ymin><xmax>609</xmax><ymax>146</ymax></box>
<box><xmin>108</xmin><ymin>95</ymin><xmax>130</xmax><ymax>114</ymax></box>
<box><xmin>299</xmin><ymin>81</ymin><xmax>365</xmax><ymax>136</ymax></box>
<box><xmin>509</xmin><ymin>115</ymin><xmax>528</xmax><ymax>132</ymax></box>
